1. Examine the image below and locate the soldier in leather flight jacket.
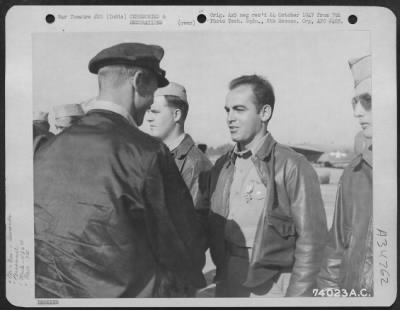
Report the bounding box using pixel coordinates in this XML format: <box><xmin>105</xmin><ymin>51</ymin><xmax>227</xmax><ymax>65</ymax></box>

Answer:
<box><xmin>146</xmin><ymin>82</ymin><xmax>213</xmax><ymax>231</ymax></box>
<box><xmin>204</xmin><ymin>75</ymin><xmax>328</xmax><ymax>297</ymax></box>
<box><xmin>34</xmin><ymin>43</ymin><xmax>206</xmax><ymax>298</ymax></box>
<box><xmin>317</xmin><ymin>55</ymin><xmax>373</xmax><ymax>296</ymax></box>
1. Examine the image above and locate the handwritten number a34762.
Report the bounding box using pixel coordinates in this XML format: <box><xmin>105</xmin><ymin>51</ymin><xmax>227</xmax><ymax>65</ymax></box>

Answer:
<box><xmin>376</xmin><ymin>228</ymin><xmax>389</xmax><ymax>286</ymax></box>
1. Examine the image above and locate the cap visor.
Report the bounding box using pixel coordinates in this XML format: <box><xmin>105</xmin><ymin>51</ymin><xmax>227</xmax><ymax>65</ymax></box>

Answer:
<box><xmin>158</xmin><ymin>75</ymin><xmax>169</xmax><ymax>88</ymax></box>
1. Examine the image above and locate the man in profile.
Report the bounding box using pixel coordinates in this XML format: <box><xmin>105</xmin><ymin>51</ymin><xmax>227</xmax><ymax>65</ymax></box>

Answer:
<box><xmin>205</xmin><ymin>75</ymin><xmax>327</xmax><ymax>297</ymax></box>
<box><xmin>317</xmin><ymin>55</ymin><xmax>373</xmax><ymax>296</ymax></box>
<box><xmin>146</xmin><ymin>82</ymin><xmax>212</xmax><ymax>217</ymax></box>
<box><xmin>34</xmin><ymin>42</ymin><xmax>206</xmax><ymax>298</ymax></box>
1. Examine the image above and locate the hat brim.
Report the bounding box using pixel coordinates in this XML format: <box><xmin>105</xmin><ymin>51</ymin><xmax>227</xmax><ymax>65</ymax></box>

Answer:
<box><xmin>129</xmin><ymin>63</ymin><xmax>169</xmax><ymax>87</ymax></box>
<box><xmin>89</xmin><ymin>58</ymin><xmax>169</xmax><ymax>87</ymax></box>
<box><xmin>157</xmin><ymin>75</ymin><xmax>169</xmax><ymax>88</ymax></box>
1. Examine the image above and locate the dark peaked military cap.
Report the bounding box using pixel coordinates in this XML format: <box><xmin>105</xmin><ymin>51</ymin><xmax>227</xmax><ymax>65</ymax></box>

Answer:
<box><xmin>88</xmin><ymin>42</ymin><xmax>169</xmax><ymax>87</ymax></box>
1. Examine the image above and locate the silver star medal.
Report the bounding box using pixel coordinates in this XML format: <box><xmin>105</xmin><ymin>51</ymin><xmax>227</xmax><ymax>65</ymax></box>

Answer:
<box><xmin>244</xmin><ymin>182</ymin><xmax>254</xmax><ymax>203</ymax></box>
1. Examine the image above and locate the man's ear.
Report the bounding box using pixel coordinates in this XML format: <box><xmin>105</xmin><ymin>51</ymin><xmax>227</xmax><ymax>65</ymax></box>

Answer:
<box><xmin>260</xmin><ymin>104</ymin><xmax>272</xmax><ymax>122</ymax></box>
<box><xmin>130</xmin><ymin>70</ymin><xmax>146</xmax><ymax>96</ymax></box>
<box><xmin>173</xmin><ymin>109</ymin><xmax>183</xmax><ymax>123</ymax></box>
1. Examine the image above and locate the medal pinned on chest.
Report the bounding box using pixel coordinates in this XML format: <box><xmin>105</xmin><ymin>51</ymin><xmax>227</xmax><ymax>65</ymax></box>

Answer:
<box><xmin>244</xmin><ymin>180</ymin><xmax>265</xmax><ymax>203</ymax></box>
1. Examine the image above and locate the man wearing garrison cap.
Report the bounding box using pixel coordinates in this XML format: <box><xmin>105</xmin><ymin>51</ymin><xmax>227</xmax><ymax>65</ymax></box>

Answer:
<box><xmin>53</xmin><ymin>103</ymin><xmax>84</xmax><ymax>133</ymax></box>
<box><xmin>147</xmin><ymin>82</ymin><xmax>212</xmax><ymax>230</ymax></box>
<box><xmin>34</xmin><ymin>43</ymin><xmax>206</xmax><ymax>298</ymax></box>
<box><xmin>318</xmin><ymin>55</ymin><xmax>373</xmax><ymax>296</ymax></box>
<box><xmin>33</xmin><ymin>111</ymin><xmax>54</xmax><ymax>153</ymax></box>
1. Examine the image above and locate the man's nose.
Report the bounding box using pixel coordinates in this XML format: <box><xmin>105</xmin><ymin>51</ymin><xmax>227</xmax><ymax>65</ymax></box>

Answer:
<box><xmin>353</xmin><ymin>102</ymin><xmax>365</xmax><ymax>118</ymax></box>
<box><xmin>227</xmin><ymin>110</ymin><xmax>235</xmax><ymax>123</ymax></box>
<box><xmin>146</xmin><ymin>111</ymin><xmax>154</xmax><ymax>122</ymax></box>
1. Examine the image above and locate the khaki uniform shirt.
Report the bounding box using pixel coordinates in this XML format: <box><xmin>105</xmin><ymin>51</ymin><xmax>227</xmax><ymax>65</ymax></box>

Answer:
<box><xmin>225</xmin><ymin>134</ymin><xmax>270</xmax><ymax>248</ymax></box>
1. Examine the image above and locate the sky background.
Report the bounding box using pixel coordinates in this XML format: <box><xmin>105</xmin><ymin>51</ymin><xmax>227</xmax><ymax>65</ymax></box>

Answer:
<box><xmin>33</xmin><ymin>31</ymin><xmax>370</xmax><ymax>148</ymax></box>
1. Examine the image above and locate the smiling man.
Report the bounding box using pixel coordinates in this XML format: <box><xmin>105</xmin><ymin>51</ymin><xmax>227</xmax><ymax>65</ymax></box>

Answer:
<box><xmin>205</xmin><ymin>75</ymin><xmax>328</xmax><ymax>297</ymax></box>
<box><xmin>317</xmin><ymin>55</ymin><xmax>373</xmax><ymax>296</ymax></box>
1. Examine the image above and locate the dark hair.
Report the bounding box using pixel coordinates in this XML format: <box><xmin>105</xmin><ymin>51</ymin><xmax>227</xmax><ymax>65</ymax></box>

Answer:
<box><xmin>229</xmin><ymin>75</ymin><xmax>275</xmax><ymax>114</ymax></box>
<box><xmin>164</xmin><ymin>95</ymin><xmax>189</xmax><ymax>122</ymax></box>
<box><xmin>352</xmin><ymin>93</ymin><xmax>371</xmax><ymax>111</ymax></box>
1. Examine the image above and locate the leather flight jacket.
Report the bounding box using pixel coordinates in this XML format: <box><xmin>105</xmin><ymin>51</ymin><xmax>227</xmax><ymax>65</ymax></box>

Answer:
<box><xmin>34</xmin><ymin>110</ymin><xmax>206</xmax><ymax>298</ymax></box>
<box><xmin>317</xmin><ymin>147</ymin><xmax>373</xmax><ymax>295</ymax></box>
<box><xmin>206</xmin><ymin>133</ymin><xmax>328</xmax><ymax>296</ymax></box>
<box><xmin>171</xmin><ymin>134</ymin><xmax>213</xmax><ymax>210</ymax></box>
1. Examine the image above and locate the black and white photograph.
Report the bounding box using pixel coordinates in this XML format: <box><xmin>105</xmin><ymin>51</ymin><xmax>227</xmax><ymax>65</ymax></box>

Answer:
<box><xmin>5</xmin><ymin>5</ymin><xmax>397</xmax><ymax>307</ymax></box>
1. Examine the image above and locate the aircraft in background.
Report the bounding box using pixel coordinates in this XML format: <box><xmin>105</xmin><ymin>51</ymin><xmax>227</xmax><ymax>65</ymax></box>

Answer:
<box><xmin>287</xmin><ymin>143</ymin><xmax>354</xmax><ymax>168</ymax></box>
<box><xmin>317</xmin><ymin>150</ymin><xmax>355</xmax><ymax>168</ymax></box>
<box><xmin>288</xmin><ymin>144</ymin><xmax>327</xmax><ymax>163</ymax></box>
<box><xmin>205</xmin><ymin>142</ymin><xmax>355</xmax><ymax>168</ymax></box>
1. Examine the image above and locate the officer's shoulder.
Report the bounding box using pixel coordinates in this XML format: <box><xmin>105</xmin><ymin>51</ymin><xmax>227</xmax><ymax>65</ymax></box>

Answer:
<box><xmin>275</xmin><ymin>143</ymin><xmax>307</xmax><ymax>163</ymax></box>
<box><xmin>116</xmin><ymin>125</ymin><xmax>165</xmax><ymax>154</ymax></box>
<box><xmin>213</xmin><ymin>149</ymin><xmax>233</xmax><ymax>167</ymax></box>
<box><xmin>336</xmin><ymin>155</ymin><xmax>364</xmax><ymax>191</ymax></box>
<box><xmin>274</xmin><ymin>143</ymin><xmax>318</xmax><ymax>177</ymax></box>
<box><xmin>342</xmin><ymin>153</ymin><xmax>363</xmax><ymax>175</ymax></box>
<box><xmin>188</xmin><ymin>145</ymin><xmax>213</xmax><ymax>166</ymax></box>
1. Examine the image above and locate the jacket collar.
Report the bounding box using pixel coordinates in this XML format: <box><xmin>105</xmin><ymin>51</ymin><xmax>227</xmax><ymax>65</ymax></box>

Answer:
<box><xmin>85</xmin><ymin>100</ymin><xmax>137</xmax><ymax>128</ymax></box>
<box><xmin>173</xmin><ymin>134</ymin><xmax>195</xmax><ymax>160</ymax></box>
<box><xmin>229</xmin><ymin>132</ymin><xmax>276</xmax><ymax>164</ymax></box>
<box><xmin>166</xmin><ymin>133</ymin><xmax>186</xmax><ymax>151</ymax></box>
<box><xmin>353</xmin><ymin>144</ymin><xmax>373</xmax><ymax>169</ymax></box>
<box><xmin>253</xmin><ymin>132</ymin><xmax>276</xmax><ymax>160</ymax></box>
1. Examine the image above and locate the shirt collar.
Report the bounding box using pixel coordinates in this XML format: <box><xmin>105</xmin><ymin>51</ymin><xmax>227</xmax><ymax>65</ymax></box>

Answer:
<box><xmin>85</xmin><ymin>99</ymin><xmax>137</xmax><ymax>127</ymax></box>
<box><xmin>166</xmin><ymin>133</ymin><xmax>186</xmax><ymax>151</ymax></box>
<box><xmin>233</xmin><ymin>147</ymin><xmax>252</xmax><ymax>159</ymax></box>
<box><xmin>229</xmin><ymin>132</ymin><xmax>277</xmax><ymax>166</ymax></box>
<box><xmin>233</xmin><ymin>132</ymin><xmax>271</xmax><ymax>159</ymax></box>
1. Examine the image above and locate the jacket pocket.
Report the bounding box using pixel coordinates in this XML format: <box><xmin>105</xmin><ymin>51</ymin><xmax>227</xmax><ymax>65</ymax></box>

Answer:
<box><xmin>253</xmin><ymin>212</ymin><xmax>296</xmax><ymax>269</ymax></box>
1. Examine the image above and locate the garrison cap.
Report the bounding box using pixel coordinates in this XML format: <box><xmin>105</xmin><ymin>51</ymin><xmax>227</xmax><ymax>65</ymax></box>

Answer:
<box><xmin>33</xmin><ymin>111</ymin><xmax>49</xmax><ymax>122</ymax></box>
<box><xmin>54</xmin><ymin>104</ymin><xmax>84</xmax><ymax>119</ymax></box>
<box><xmin>154</xmin><ymin>82</ymin><xmax>187</xmax><ymax>103</ymax></box>
<box><xmin>88</xmin><ymin>42</ymin><xmax>169</xmax><ymax>87</ymax></box>
<box><xmin>348</xmin><ymin>55</ymin><xmax>371</xmax><ymax>96</ymax></box>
